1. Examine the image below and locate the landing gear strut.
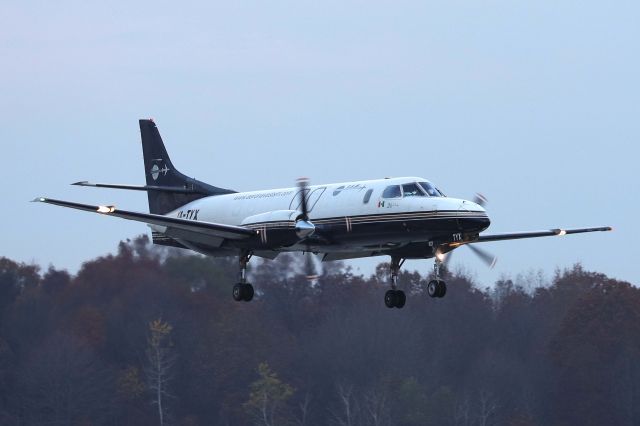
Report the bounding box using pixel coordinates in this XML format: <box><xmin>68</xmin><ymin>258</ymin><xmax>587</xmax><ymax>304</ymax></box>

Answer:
<box><xmin>385</xmin><ymin>257</ymin><xmax>406</xmax><ymax>309</ymax></box>
<box><xmin>233</xmin><ymin>252</ymin><xmax>254</xmax><ymax>302</ymax></box>
<box><xmin>427</xmin><ymin>258</ymin><xmax>447</xmax><ymax>298</ymax></box>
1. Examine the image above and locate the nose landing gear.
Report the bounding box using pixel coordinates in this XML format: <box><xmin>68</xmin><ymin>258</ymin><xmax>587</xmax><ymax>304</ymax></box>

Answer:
<box><xmin>385</xmin><ymin>257</ymin><xmax>406</xmax><ymax>309</ymax></box>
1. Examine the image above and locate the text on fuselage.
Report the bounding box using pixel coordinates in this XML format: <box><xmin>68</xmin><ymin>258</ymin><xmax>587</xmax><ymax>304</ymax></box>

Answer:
<box><xmin>177</xmin><ymin>209</ymin><xmax>199</xmax><ymax>220</ymax></box>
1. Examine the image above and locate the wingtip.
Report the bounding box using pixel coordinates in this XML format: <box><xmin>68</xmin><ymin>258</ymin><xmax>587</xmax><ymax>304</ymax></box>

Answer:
<box><xmin>71</xmin><ymin>181</ymin><xmax>88</xmax><ymax>186</ymax></box>
<box><xmin>31</xmin><ymin>197</ymin><xmax>46</xmax><ymax>203</ymax></box>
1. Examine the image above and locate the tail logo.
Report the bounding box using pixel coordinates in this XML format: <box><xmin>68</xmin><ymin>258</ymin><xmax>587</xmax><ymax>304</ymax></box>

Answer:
<box><xmin>150</xmin><ymin>163</ymin><xmax>170</xmax><ymax>181</ymax></box>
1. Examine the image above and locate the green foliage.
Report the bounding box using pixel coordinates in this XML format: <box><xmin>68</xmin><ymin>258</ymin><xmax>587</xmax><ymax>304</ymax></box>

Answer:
<box><xmin>244</xmin><ymin>362</ymin><xmax>294</xmax><ymax>426</ymax></box>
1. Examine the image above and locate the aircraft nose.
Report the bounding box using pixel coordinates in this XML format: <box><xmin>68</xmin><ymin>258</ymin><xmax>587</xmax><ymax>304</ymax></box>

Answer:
<box><xmin>458</xmin><ymin>200</ymin><xmax>491</xmax><ymax>233</ymax></box>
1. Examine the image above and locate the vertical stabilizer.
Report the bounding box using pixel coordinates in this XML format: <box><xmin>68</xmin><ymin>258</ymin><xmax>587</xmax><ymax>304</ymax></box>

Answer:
<box><xmin>139</xmin><ymin>119</ymin><xmax>235</xmax><ymax>214</ymax></box>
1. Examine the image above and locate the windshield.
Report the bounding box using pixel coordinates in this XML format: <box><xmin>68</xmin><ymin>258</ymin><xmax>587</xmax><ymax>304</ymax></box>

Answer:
<box><xmin>418</xmin><ymin>181</ymin><xmax>444</xmax><ymax>197</ymax></box>
<box><xmin>402</xmin><ymin>183</ymin><xmax>425</xmax><ymax>197</ymax></box>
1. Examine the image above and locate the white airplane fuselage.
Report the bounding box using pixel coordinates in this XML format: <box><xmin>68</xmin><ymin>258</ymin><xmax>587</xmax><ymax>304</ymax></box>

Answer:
<box><xmin>159</xmin><ymin>176</ymin><xmax>490</xmax><ymax>258</ymax></box>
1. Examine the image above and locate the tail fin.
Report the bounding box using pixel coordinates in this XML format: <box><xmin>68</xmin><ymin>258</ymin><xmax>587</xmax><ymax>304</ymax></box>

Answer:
<box><xmin>139</xmin><ymin>119</ymin><xmax>235</xmax><ymax>214</ymax></box>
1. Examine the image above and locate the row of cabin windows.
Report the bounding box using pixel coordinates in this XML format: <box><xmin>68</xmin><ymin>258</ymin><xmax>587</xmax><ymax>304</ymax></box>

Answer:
<box><xmin>363</xmin><ymin>182</ymin><xmax>444</xmax><ymax>204</ymax></box>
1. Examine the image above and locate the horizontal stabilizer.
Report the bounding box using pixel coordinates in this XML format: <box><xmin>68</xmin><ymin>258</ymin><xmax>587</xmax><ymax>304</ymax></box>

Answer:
<box><xmin>72</xmin><ymin>181</ymin><xmax>205</xmax><ymax>194</ymax></box>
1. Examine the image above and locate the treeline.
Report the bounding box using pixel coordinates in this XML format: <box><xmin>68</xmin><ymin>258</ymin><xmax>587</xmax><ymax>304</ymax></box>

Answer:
<box><xmin>0</xmin><ymin>236</ymin><xmax>638</xmax><ymax>426</ymax></box>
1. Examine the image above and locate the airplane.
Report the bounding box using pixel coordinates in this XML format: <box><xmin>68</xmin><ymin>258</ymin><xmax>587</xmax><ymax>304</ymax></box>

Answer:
<box><xmin>34</xmin><ymin>119</ymin><xmax>612</xmax><ymax>309</ymax></box>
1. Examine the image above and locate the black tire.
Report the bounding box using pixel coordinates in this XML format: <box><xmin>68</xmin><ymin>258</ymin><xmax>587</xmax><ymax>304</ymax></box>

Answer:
<box><xmin>437</xmin><ymin>280</ymin><xmax>447</xmax><ymax>298</ymax></box>
<box><xmin>243</xmin><ymin>283</ymin><xmax>254</xmax><ymax>302</ymax></box>
<box><xmin>384</xmin><ymin>290</ymin><xmax>397</xmax><ymax>308</ymax></box>
<box><xmin>427</xmin><ymin>280</ymin><xmax>439</xmax><ymax>298</ymax></box>
<box><xmin>396</xmin><ymin>290</ymin><xmax>406</xmax><ymax>308</ymax></box>
<box><xmin>232</xmin><ymin>283</ymin><xmax>244</xmax><ymax>302</ymax></box>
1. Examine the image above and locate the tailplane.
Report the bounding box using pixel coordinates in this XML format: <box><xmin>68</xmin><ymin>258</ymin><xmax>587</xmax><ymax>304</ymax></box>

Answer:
<box><xmin>139</xmin><ymin>119</ymin><xmax>235</xmax><ymax>214</ymax></box>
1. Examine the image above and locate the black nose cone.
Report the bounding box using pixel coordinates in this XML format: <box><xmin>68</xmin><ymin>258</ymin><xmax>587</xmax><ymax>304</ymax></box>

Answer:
<box><xmin>460</xmin><ymin>216</ymin><xmax>491</xmax><ymax>233</ymax></box>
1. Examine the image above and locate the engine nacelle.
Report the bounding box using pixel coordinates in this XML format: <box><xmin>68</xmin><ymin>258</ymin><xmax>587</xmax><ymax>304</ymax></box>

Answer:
<box><xmin>241</xmin><ymin>210</ymin><xmax>314</xmax><ymax>247</ymax></box>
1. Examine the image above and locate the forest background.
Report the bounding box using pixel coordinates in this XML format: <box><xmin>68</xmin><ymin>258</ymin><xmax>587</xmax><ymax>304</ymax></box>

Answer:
<box><xmin>0</xmin><ymin>235</ymin><xmax>637</xmax><ymax>426</ymax></box>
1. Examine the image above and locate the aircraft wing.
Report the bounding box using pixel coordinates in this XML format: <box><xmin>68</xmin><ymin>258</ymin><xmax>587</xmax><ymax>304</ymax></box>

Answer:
<box><xmin>33</xmin><ymin>197</ymin><xmax>256</xmax><ymax>241</ymax></box>
<box><xmin>475</xmin><ymin>226</ymin><xmax>612</xmax><ymax>243</ymax></box>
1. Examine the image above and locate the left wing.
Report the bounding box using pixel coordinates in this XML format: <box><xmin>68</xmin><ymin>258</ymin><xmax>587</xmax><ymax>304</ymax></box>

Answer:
<box><xmin>33</xmin><ymin>197</ymin><xmax>256</xmax><ymax>241</ymax></box>
<box><xmin>475</xmin><ymin>226</ymin><xmax>612</xmax><ymax>243</ymax></box>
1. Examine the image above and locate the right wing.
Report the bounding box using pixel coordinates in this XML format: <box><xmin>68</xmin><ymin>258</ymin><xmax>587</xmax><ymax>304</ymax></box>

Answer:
<box><xmin>475</xmin><ymin>226</ymin><xmax>612</xmax><ymax>243</ymax></box>
<box><xmin>33</xmin><ymin>197</ymin><xmax>256</xmax><ymax>242</ymax></box>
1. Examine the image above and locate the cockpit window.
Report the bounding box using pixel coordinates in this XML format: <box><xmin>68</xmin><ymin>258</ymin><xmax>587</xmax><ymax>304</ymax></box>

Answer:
<box><xmin>418</xmin><ymin>181</ymin><xmax>443</xmax><ymax>197</ymax></box>
<box><xmin>382</xmin><ymin>185</ymin><xmax>401</xmax><ymax>198</ymax></box>
<box><xmin>402</xmin><ymin>183</ymin><xmax>425</xmax><ymax>197</ymax></box>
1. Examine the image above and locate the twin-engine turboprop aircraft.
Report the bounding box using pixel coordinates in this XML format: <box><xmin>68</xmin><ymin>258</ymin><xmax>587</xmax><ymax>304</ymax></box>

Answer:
<box><xmin>35</xmin><ymin>120</ymin><xmax>612</xmax><ymax>308</ymax></box>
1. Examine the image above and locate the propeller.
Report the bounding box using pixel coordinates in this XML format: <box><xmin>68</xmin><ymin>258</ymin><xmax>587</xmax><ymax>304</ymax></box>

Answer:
<box><xmin>441</xmin><ymin>244</ymin><xmax>497</xmax><ymax>270</ymax></box>
<box><xmin>296</xmin><ymin>178</ymin><xmax>320</xmax><ymax>280</ymax></box>
<box><xmin>466</xmin><ymin>244</ymin><xmax>498</xmax><ymax>269</ymax></box>
<box><xmin>304</xmin><ymin>252</ymin><xmax>321</xmax><ymax>281</ymax></box>
<box><xmin>473</xmin><ymin>193</ymin><xmax>488</xmax><ymax>207</ymax></box>
<box><xmin>295</xmin><ymin>178</ymin><xmax>315</xmax><ymax>239</ymax></box>
<box><xmin>442</xmin><ymin>192</ymin><xmax>496</xmax><ymax>269</ymax></box>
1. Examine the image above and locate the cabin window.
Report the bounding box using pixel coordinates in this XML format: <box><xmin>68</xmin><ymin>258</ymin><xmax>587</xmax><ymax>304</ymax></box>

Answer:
<box><xmin>363</xmin><ymin>189</ymin><xmax>373</xmax><ymax>204</ymax></box>
<box><xmin>402</xmin><ymin>183</ymin><xmax>425</xmax><ymax>197</ymax></box>
<box><xmin>382</xmin><ymin>185</ymin><xmax>401</xmax><ymax>199</ymax></box>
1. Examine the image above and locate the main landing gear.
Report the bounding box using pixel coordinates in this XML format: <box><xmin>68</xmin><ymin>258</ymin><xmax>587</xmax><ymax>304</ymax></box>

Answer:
<box><xmin>233</xmin><ymin>252</ymin><xmax>254</xmax><ymax>302</ymax></box>
<box><xmin>385</xmin><ymin>257</ymin><xmax>406</xmax><ymax>309</ymax></box>
<box><xmin>427</xmin><ymin>258</ymin><xmax>447</xmax><ymax>298</ymax></box>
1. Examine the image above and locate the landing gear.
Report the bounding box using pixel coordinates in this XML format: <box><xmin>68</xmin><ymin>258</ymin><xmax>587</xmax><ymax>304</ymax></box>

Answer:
<box><xmin>385</xmin><ymin>289</ymin><xmax>406</xmax><ymax>308</ymax></box>
<box><xmin>385</xmin><ymin>257</ymin><xmax>406</xmax><ymax>309</ymax></box>
<box><xmin>234</xmin><ymin>252</ymin><xmax>254</xmax><ymax>302</ymax></box>
<box><xmin>233</xmin><ymin>283</ymin><xmax>254</xmax><ymax>302</ymax></box>
<box><xmin>427</xmin><ymin>257</ymin><xmax>447</xmax><ymax>298</ymax></box>
<box><xmin>427</xmin><ymin>279</ymin><xmax>446</xmax><ymax>298</ymax></box>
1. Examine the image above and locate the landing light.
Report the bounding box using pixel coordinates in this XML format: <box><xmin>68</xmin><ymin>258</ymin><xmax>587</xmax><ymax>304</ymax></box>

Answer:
<box><xmin>558</xmin><ymin>229</ymin><xmax>567</xmax><ymax>236</ymax></box>
<box><xmin>436</xmin><ymin>251</ymin><xmax>445</xmax><ymax>262</ymax></box>
<box><xmin>97</xmin><ymin>205</ymin><xmax>115</xmax><ymax>213</ymax></box>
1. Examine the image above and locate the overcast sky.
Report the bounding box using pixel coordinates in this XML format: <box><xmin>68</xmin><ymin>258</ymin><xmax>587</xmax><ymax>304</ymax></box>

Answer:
<box><xmin>1</xmin><ymin>0</ymin><xmax>637</xmax><ymax>286</ymax></box>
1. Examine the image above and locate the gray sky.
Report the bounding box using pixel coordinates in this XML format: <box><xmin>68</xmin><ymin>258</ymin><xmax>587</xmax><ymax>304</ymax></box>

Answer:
<box><xmin>1</xmin><ymin>0</ymin><xmax>637</xmax><ymax>286</ymax></box>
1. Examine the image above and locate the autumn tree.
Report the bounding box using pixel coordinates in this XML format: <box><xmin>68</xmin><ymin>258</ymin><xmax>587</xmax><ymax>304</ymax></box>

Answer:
<box><xmin>244</xmin><ymin>362</ymin><xmax>295</xmax><ymax>426</ymax></box>
<box><xmin>145</xmin><ymin>318</ymin><xmax>177</xmax><ymax>426</ymax></box>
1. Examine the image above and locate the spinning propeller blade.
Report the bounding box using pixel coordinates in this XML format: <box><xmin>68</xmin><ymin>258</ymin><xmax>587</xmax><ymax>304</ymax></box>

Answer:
<box><xmin>473</xmin><ymin>193</ymin><xmax>488</xmax><ymax>207</ymax></box>
<box><xmin>295</xmin><ymin>178</ymin><xmax>315</xmax><ymax>239</ymax></box>
<box><xmin>442</xmin><ymin>245</ymin><xmax>497</xmax><ymax>270</ymax></box>
<box><xmin>297</xmin><ymin>178</ymin><xmax>310</xmax><ymax>220</ymax></box>
<box><xmin>442</xmin><ymin>190</ymin><xmax>496</xmax><ymax>269</ymax></box>
<box><xmin>304</xmin><ymin>252</ymin><xmax>321</xmax><ymax>281</ymax></box>
<box><xmin>467</xmin><ymin>244</ymin><xmax>498</xmax><ymax>269</ymax></box>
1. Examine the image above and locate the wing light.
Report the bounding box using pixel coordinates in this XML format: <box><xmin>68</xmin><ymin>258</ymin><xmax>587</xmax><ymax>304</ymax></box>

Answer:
<box><xmin>97</xmin><ymin>205</ymin><xmax>116</xmax><ymax>213</ymax></box>
<box><xmin>558</xmin><ymin>229</ymin><xmax>567</xmax><ymax>236</ymax></box>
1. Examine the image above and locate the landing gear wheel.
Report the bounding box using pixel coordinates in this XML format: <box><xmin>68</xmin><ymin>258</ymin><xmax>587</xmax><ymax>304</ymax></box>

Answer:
<box><xmin>233</xmin><ymin>283</ymin><xmax>254</xmax><ymax>302</ymax></box>
<box><xmin>233</xmin><ymin>283</ymin><xmax>244</xmax><ymax>302</ymax></box>
<box><xmin>385</xmin><ymin>290</ymin><xmax>397</xmax><ymax>308</ymax></box>
<box><xmin>427</xmin><ymin>280</ymin><xmax>447</xmax><ymax>298</ymax></box>
<box><xmin>384</xmin><ymin>290</ymin><xmax>406</xmax><ymax>309</ymax></box>
<box><xmin>242</xmin><ymin>283</ymin><xmax>254</xmax><ymax>302</ymax></box>
<box><xmin>437</xmin><ymin>280</ymin><xmax>446</xmax><ymax>298</ymax></box>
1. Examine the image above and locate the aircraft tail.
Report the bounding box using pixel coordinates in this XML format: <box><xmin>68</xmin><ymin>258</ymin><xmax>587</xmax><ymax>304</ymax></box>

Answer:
<box><xmin>139</xmin><ymin>119</ymin><xmax>235</xmax><ymax>215</ymax></box>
